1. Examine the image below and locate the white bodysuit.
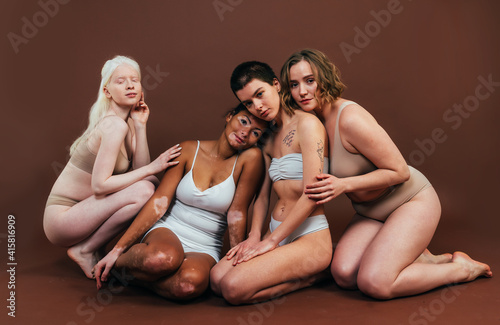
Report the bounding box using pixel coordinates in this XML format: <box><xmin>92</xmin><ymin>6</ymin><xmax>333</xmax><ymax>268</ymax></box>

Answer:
<box><xmin>145</xmin><ymin>141</ymin><xmax>238</xmax><ymax>262</ymax></box>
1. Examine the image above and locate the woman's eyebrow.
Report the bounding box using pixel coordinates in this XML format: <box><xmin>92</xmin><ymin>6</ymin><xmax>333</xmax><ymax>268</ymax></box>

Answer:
<box><xmin>292</xmin><ymin>74</ymin><xmax>314</xmax><ymax>81</ymax></box>
<box><xmin>242</xmin><ymin>114</ymin><xmax>252</xmax><ymax>123</ymax></box>
<box><xmin>252</xmin><ymin>87</ymin><xmax>264</xmax><ymax>97</ymax></box>
<box><xmin>245</xmin><ymin>115</ymin><xmax>264</xmax><ymax>130</ymax></box>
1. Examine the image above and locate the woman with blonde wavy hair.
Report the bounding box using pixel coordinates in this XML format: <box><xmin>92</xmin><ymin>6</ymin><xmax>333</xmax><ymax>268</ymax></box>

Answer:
<box><xmin>280</xmin><ymin>48</ymin><xmax>492</xmax><ymax>299</ymax></box>
<box><xmin>43</xmin><ymin>55</ymin><xmax>181</xmax><ymax>278</ymax></box>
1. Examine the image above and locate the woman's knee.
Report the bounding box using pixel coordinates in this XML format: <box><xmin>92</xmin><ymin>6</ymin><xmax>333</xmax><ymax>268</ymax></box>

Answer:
<box><xmin>168</xmin><ymin>268</ymin><xmax>209</xmax><ymax>301</ymax></box>
<box><xmin>219</xmin><ymin>274</ymin><xmax>250</xmax><ymax>305</ymax></box>
<box><xmin>141</xmin><ymin>245</ymin><xmax>183</xmax><ymax>277</ymax></box>
<box><xmin>209</xmin><ymin>263</ymin><xmax>225</xmax><ymax>295</ymax></box>
<box><xmin>356</xmin><ymin>268</ymin><xmax>393</xmax><ymax>300</ymax></box>
<box><xmin>330</xmin><ymin>258</ymin><xmax>358</xmax><ymax>289</ymax></box>
<box><xmin>132</xmin><ymin>180</ymin><xmax>156</xmax><ymax>205</ymax></box>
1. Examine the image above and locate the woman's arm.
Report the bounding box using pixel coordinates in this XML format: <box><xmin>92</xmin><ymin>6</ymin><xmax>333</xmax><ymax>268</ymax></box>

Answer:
<box><xmin>92</xmin><ymin>141</ymin><xmax>192</xmax><ymax>288</ymax></box>
<box><xmin>91</xmin><ymin>115</ymin><xmax>181</xmax><ymax>196</ymax></box>
<box><xmin>226</xmin><ymin>147</ymin><xmax>265</xmax><ymax>248</ymax></box>
<box><xmin>226</xmin><ymin>148</ymin><xmax>272</xmax><ymax>265</ymax></box>
<box><xmin>129</xmin><ymin>93</ymin><xmax>151</xmax><ymax>169</ymax></box>
<box><xmin>305</xmin><ymin>104</ymin><xmax>410</xmax><ymax>203</ymax></box>
<box><xmin>247</xmin><ymin>153</ymin><xmax>272</xmax><ymax>243</ymax></box>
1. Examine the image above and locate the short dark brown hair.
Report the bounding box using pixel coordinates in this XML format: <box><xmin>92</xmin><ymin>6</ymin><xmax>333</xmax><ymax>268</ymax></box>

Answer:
<box><xmin>230</xmin><ymin>61</ymin><xmax>277</xmax><ymax>95</ymax></box>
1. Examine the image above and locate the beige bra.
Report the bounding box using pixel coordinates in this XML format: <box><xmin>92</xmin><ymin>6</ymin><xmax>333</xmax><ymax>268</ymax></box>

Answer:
<box><xmin>69</xmin><ymin>140</ymin><xmax>130</xmax><ymax>174</ymax></box>
<box><xmin>330</xmin><ymin>101</ymin><xmax>376</xmax><ymax>178</ymax></box>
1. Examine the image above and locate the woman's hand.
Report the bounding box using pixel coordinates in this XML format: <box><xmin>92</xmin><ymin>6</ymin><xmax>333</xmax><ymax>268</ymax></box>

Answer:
<box><xmin>228</xmin><ymin>237</ymin><xmax>277</xmax><ymax>264</ymax></box>
<box><xmin>92</xmin><ymin>248</ymin><xmax>122</xmax><ymax>290</ymax></box>
<box><xmin>305</xmin><ymin>173</ymin><xmax>346</xmax><ymax>204</ymax></box>
<box><xmin>130</xmin><ymin>92</ymin><xmax>150</xmax><ymax>126</ymax></box>
<box><xmin>148</xmin><ymin>144</ymin><xmax>182</xmax><ymax>174</ymax></box>
<box><xmin>226</xmin><ymin>235</ymin><xmax>262</xmax><ymax>265</ymax></box>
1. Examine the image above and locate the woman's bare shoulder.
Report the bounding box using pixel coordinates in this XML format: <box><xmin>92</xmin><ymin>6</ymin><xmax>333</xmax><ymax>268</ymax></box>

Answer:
<box><xmin>240</xmin><ymin>146</ymin><xmax>263</xmax><ymax>161</ymax></box>
<box><xmin>297</xmin><ymin>110</ymin><xmax>326</xmax><ymax>134</ymax></box>
<box><xmin>176</xmin><ymin>140</ymin><xmax>198</xmax><ymax>159</ymax></box>
<box><xmin>96</xmin><ymin>115</ymin><xmax>129</xmax><ymax>135</ymax></box>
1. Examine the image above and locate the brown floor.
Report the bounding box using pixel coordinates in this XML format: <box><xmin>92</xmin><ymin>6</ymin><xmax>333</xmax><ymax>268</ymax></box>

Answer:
<box><xmin>3</xmin><ymin>217</ymin><xmax>499</xmax><ymax>325</ymax></box>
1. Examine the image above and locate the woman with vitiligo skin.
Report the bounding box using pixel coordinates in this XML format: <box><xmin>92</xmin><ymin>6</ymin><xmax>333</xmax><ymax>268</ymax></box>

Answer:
<box><xmin>92</xmin><ymin>104</ymin><xmax>270</xmax><ymax>301</ymax></box>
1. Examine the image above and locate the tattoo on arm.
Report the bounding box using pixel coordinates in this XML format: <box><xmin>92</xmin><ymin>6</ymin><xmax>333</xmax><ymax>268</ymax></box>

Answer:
<box><xmin>317</xmin><ymin>139</ymin><xmax>324</xmax><ymax>173</ymax></box>
<box><xmin>282</xmin><ymin>129</ymin><xmax>296</xmax><ymax>147</ymax></box>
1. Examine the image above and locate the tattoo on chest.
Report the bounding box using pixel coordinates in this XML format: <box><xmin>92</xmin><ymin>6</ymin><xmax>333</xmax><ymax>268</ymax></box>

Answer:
<box><xmin>317</xmin><ymin>139</ymin><xmax>324</xmax><ymax>173</ymax></box>
<box><xmin>282</xmin><ymin>129</ymin><xmax>296</xmax><ymax>147</ymax></box>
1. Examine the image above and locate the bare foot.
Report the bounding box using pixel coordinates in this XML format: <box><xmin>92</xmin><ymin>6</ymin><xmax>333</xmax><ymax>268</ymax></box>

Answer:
<box><xmin>67</xmin><ymin>245</ymin><xmax>98</xmax><ymax>279</ymax></box>
<box><xmin>414</xmin><ymin>249</ymin><xmax>453</xmax><ymax>264</ymax></box>
<box><xmin>452</xmin><ymin>251</ymin><xmax>493</xmax><ymax>282</ymax></box>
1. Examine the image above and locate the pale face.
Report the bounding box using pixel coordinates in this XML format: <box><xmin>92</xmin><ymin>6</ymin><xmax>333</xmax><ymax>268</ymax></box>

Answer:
<box><xmin>225</xmin><ymin>110</ymin><xmax>267</xmax><ymax>150</ymax></box>
<box><xmin>289</xmin><ymin>60</ymin><xmax>320</xmax><ymax>112</ymax></box>
<box><xmin>104</xmin><ymin>64</ymin><xmax>142</xmax><ymax>107</ymax></box>
<box><xmin>235</xmin><ymin>79</ymin><xmax>281</xmax><ymax>122</ymax></box>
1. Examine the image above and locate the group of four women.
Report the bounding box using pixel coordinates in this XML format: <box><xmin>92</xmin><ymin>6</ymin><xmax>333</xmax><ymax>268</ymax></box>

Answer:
<box><xmin>43</xmin><ymin>49</ymin><xmax>492</xmax><ymax>304</ymax></box>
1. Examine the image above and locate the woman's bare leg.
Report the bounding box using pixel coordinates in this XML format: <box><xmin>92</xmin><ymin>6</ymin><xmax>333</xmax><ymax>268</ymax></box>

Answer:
<box><xmin>213</xmin><ymin>229</ymin><xmax>332</xmax><ymax>305</ymax></box>
<box><xmin>356</xmin><ymin>187</ymin><xmax>492</xmax><ymax>299</ymax></box>
<box><xmin>114</xmin><ymin>229</ymin><xmax>215</xmax><ymax>301</ymax></box>
<box><xmin>44</xmin><ymin>179</ymin><xmax>155</xmax><ymax>278</ymax></box>
<box><xmin>115</xmin><ymin>228</ymin><xmax>184</xmax><ymax>282</ymax></box>
<box><xmin>149</xmin><ymin>252</ymin><xmax>216</xmax><ymax>301</ymax></box>
<box><xmin>330</xmin><ymin>214</ymin><xmax>383</xmax><ymax>289</ymax></box>
<box><xmin>414</xmin><ymin>249</ymin><xmax>452</xmax><ymax>264</ymax></box>
<box><xmin>331</xmin><ymin>213</ymin><xmax>453</xmax><ymax>290</ymax></box>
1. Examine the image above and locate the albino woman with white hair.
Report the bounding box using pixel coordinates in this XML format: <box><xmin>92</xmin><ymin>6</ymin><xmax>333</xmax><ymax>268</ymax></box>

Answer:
<box><xmin>43</xmin><ymin>56</ymin><xmax>181</xmax><ymax>278</ymax></box>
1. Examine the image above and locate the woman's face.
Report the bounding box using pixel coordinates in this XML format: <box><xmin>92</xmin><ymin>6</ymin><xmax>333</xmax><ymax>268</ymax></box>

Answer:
<box><xmin>104</xmin><ymin>64</ymin><xmax>142</xmax><ymax>107</ymax></box>
<box><xmin>235</xmin><ymin>78</ymin><xmax>281</xmax><ymax>122</ymax></box>
<box><xmin>289</xmin><ymin>60</ymin><xmax>320</xmax><ymax>112</ymax></box>
<box><xmin>225</xmin><ymin>110</ymin><xmax>267</xmax><ymax>150</ymax></box>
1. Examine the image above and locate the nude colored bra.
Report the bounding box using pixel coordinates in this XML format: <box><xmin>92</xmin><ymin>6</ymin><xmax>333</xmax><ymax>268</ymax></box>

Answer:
<box><xmin>69</xmin><ymin>141</ymin><xmax>131</xmax><ymax>174</ymax></box>
<box><xmin>269</xmin><ymin>153</ymin><xmax>329</xmax><ymax>182</ymax></box>
<box><xmin>330</xmin><ymin>101</ymin><xmax>376</xmax><ymax>178</ymax></box>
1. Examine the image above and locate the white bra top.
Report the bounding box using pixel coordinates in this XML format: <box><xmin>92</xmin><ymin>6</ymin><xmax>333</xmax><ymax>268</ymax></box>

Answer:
<box><xmin>175</xmin><ymin>141</ymin><xmax>238</xmax><ymax>214</ymax></box>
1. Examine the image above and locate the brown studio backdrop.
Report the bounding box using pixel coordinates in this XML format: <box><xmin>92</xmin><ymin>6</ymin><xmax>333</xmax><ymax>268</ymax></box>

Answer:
<box><xmin>1</xmin><ymin>0</ymin><xmax>499</xmax><ymax>257</ymax></box>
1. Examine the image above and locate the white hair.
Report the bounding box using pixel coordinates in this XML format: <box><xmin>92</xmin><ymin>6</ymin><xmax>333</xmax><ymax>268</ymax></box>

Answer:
<box><xmin>70</xmin><ymin>55</ymin><xmax>141</xmax><ymax>155</ymax></box>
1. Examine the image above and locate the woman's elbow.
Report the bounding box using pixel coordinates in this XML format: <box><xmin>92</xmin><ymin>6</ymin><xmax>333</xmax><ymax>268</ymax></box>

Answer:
<box><xmin>91</xmin><ymin>183</ymin><xmax>108</xmax><ymax>197</ymax></box>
